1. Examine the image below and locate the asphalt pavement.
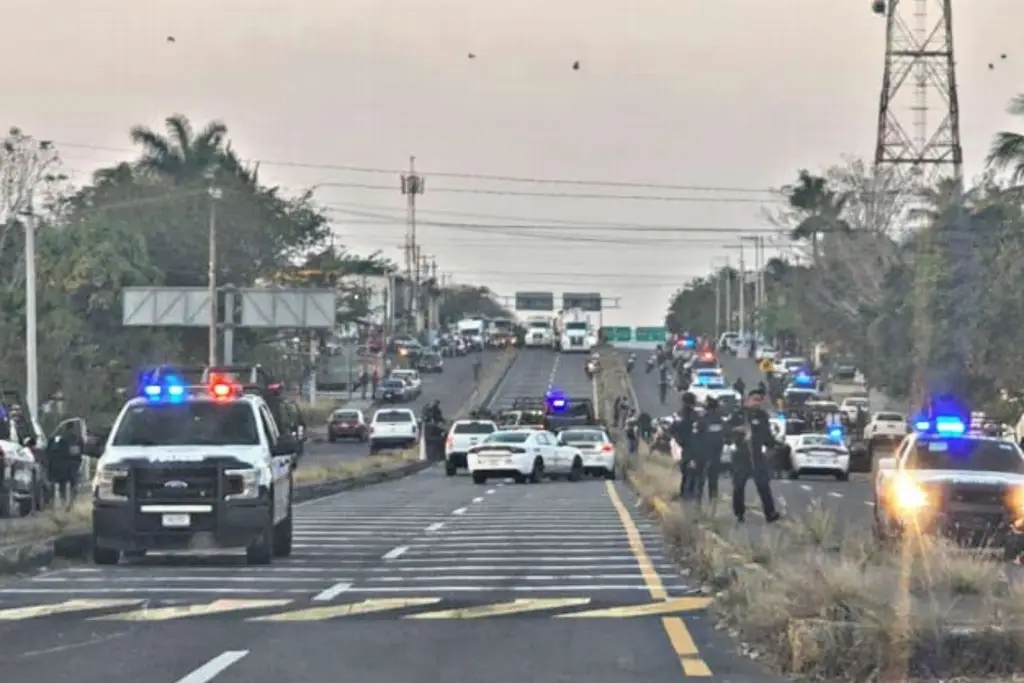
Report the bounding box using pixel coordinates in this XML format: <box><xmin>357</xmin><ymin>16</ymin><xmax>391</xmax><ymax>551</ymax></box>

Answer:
<box><xmin>297</xmin><ymin>351</ymin><xmax>502</xmax><ymax>470</ymax></box>
<box><xmin>625</xmin><ymin>350</ymin><xmax>877</xmax><ymax>533</ymax></box>
<box><xmin>0</xmin><ymin>347</ymin><xmax>780</xmax><ymax>682</ymax></box>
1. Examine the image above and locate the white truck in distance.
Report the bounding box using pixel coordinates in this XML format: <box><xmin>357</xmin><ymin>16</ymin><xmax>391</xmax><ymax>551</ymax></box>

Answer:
<box><xmin>523</xmin><ymin>315</ymin><xmax>555</xmax><ymax>348</ymax></box>
<box><xmin>456</xmin><ymin>318</ymin><xmax>486</xmax><ymax>351</ymax></box>
<box><xmin>555</xmin><ymin>308</ymin><xmax>598</xmax><ymax>353</ymax></box>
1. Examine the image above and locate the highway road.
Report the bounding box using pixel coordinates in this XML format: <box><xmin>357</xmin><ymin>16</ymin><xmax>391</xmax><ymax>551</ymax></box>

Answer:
<box><xmin>297</xmin><ymin>350</ymin><xmax>503</xmax><ymax>470</ymax></box>
<box><xmin>0</xmin><ymin>347</ymin><xmax>777</xmax><ymax>683</ymax></box>
<box><xmin>625</xmin><ymin>350</ymin><xmax>880</xmax><ymax>533</ymax></box>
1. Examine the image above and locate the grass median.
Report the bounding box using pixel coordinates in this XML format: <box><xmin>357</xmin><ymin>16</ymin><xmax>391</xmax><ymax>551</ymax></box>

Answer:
<box><xmin>627</xmin><ymin>451</ymin><xmax>1024</xmax><ymax>680</ymax></box>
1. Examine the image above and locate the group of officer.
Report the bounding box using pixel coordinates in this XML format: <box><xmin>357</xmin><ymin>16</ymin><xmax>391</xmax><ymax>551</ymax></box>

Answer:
<box><xmin>668</xmin><ymin>388</ymin><xmax>781</xmax><ymax>523</ymax></box>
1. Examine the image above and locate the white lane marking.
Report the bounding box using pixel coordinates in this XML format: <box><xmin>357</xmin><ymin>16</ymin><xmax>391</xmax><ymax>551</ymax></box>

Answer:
<box><xmin>452</xmin><ymin>507</ymin><xmax>467</xmax><ymax>515</ymax></box>
<box><xmin>367</xmin><ymin>574</ymin><xmax>659</xmax><ymax>581</ymax></box>
<box><xmin>344</xmin><ymin>585</ymin><xmax>688</xmax><ymax>593</ymax></box>
<box><xmin>864</xmin><ymin>500</ymin><xmax>874</xmax><ymax>507</ymax></box>
<box><xmin>425</xmin><ymin>522</ymin><xmax>445</xmax><ymax>532</ymax></box>
<box><xmin>311</xmin><ymin>581</ymin><xmax>353</xmax><ymax>602</ymax></box>
<box><xmin>382</xmin><ymin>546</ymin><xmax>409</xmax><ymax>560</ymax></box>
<box><xmin>800</xmin><ymin>484</ymin><xmax>812</xmax><ymax>491</ymax></box>
<box><xmin>472</xmin><ymin>497</ymin><xmax>484</xmax><ymax>503</ymax></box>
<box><xmin>486</xmin><ymin>489</ymin><xmax>496</xmax><ymax>494</ymax></box>
<box><xmin>827</xmin><ymin>491</ymin><xmax>843</xmax><ymax>498</ymax></box>
<box><xmin>175</xmin><ymin>651</ymin><xmax>249</xmax><ymax>683</ymax></box>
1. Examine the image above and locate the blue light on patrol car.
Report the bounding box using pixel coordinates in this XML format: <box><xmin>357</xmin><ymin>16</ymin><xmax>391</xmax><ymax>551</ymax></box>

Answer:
<box><xmin>828</xmin><ymin>426</ymin><xmax>844</xmax><ymax>441</ymax></box>
<box><xmin>792</xmin><ymin>372</ymin><xmax>813</xmax><ymax>387</ymax></box>
<box><xmin>140</xmin><ymin>374</ymin><xmax>186</xmax><ymax>403</ymax></box>
<box><xmin>546</xmin><ymin>390</ymin><xmax>567</xmax><ymax>412</ymax></box>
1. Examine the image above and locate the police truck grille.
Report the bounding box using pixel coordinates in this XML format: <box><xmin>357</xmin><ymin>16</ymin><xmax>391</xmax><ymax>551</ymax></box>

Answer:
<box><xmin>133</xmin><ymin>465</ymin><xmax>219</xmax><ymax>502</ymax></box>
<box><xmin>946</xmin><ymin>484</ymin><xmax>1007</xmax><ymax>507</ymax></box>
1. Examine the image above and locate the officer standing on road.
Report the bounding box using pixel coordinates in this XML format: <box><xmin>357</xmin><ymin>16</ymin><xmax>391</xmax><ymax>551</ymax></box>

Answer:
<box><xmin>48</xmin><ymin>421</ymin><xmax>84</xmax><ymax>508</ymax></box>
<box><xmin>733</xmin><ymin>376</ymin><xmax>746</xmax><ymax>397</ymax></box>
<box><xmin>638</xmin><ymin>410</ymin><xmax>652</xmax><ymax>443</ymax></box>
<box><xmin>670</xmin><ymin>392</ymin><xmax>699</xmax><ymax>499</ymax></box>
<box><xmin>624</xmin><ymin>411</ymin><xmax>640</xmax><ymax>456</ymax></box>
<box><xmin>728</xmin><ymin>388</ymin><xmax>781</xmax><ymax>524</ymax></box>
<box><xmin>695</xmin><ymin>396</ymin><xmax>728</xmax><ymax>507</ymax></box>
<box><xmin>473</xmin><ymin>352</ymin><xmax>482</xmax><ymax>383</ymax></box>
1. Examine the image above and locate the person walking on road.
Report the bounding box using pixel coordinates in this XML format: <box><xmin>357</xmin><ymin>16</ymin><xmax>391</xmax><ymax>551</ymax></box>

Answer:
<box><xmin>728</xmin><ymin>388</ymin><xmax>781</xmax><ymax>524</ymax></box>
<box><xmin>695</xmin><ymin>396</ymin><xmax>728</xmax><ymax>508</ymax></box>
<box><xmin>48</xmin><ymin>421</ymin><xmax>84</xmax><ymax>508</ymax></box>
<box><xmin>359</xmin><ymin>368</ymin><xmax>370</xmax><ymax>399</ymax></box>
<box><xmin>670</xmin><ymin>392</ymin><xmax>699</xmax><ymax>499</ymax></box>
<box><xmin>625</xmin><ymin>411</ymin><xmax>640</xmax><ymax>456</ymax></box>
<box><xmin>371</xmin><ymin>367</ymin><xmax>380</xmax><ymax>399</ymax></box>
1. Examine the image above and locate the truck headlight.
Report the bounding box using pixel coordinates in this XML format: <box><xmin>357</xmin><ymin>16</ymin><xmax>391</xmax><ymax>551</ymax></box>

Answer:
<box><xmin>890</xmin><ymin>476</ymin><xmax>929</xmax><ymax>513</ymax></box>
<box><xmin>94</xmin><ymin>466</ymin><xmax>129</xmax><ymax>501</ymax></box>
<box><xmin>225</xmin><ymin>468</ymin><xmax>261</xmax><ymax>500</ymax></box>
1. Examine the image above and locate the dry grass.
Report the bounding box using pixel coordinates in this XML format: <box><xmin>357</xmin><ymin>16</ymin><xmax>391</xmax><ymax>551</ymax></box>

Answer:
<box><xmin>593</xmin><ymin>350</ymin><xmax>1024</xmax><ymax>680</ymax></box>
<box><xmin>293</xmin><ymin>447</ymin><xmax>420</xmax><ymax>486</ymax></box>
<box><xmin>0</xmin><ymin>501</ymin><xmax>93</xmax><ymax>544</ymax></box>
<box><xmin>626</xmin><ymin>452</ymin><xmax>1024</xmax><ymax>680</ymax></box>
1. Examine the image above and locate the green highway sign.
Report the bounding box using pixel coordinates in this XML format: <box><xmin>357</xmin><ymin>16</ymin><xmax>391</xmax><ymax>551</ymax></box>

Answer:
<box><xmin>635</xmin><ymin>326</ymin><xmax>667</xmax><ymax>343</ymax></box>
<box><xmin>601</xmin><ymin>326</ymin><xmax>632</xmax><ymax>342</ymax></box>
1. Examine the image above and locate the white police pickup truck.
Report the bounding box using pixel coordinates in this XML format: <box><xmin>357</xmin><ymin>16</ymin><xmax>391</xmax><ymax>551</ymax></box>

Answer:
<box><xmin>444</xmin><ymin>419</ymin><xmax>498</xmax><ymax>476</ymax></box>
<box><xmin>85</xmin><ymin>374</ymin><xmax>297</xmax><ymax>565</ymax></box>
<box><xmin>369</xmin><ymin>408</ymin><xmax>419</xmax><ymax>454</ymax></box>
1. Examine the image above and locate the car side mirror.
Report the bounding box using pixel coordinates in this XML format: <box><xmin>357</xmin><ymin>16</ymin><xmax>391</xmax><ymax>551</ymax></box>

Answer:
<box><xmin>272</xmin><ymin>434</ymin><xmax>299</xmax><ymax>456</ymax></box>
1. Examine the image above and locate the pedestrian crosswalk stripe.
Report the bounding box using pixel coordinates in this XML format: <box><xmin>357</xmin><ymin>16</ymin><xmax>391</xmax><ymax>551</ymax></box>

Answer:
<box><xmin>0</xmin><ymin>597</ymin><xmax>712</xmax><ymax>621</ymax></box>
<box><xmin>554</xmin><ymin>597</ymin><xmax>713</xmax><ymax>618</ymax></box>
<box><xmin>0</xmin><ymin>599</ymin><xmax>143</xmax><ymax>620</ymax></box>
<box><xmin>404</xmin><ymin>598</ymin><xmax>592</xmax><ymax>619</ymax></box>
<box><xmin>91</xmin><ymin>599</ymin><xmax>292</xmax><ymax>621</ymax></box>
<box><xmin>253</xmin><ymin>598</ymin><xmax>442</xmax><ymax>621</ymax></box>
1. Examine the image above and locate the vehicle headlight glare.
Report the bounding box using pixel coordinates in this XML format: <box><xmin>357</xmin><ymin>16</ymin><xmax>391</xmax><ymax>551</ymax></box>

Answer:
<box><xmin>226</xmin><ymin>468</ymin><xmax>260</xmax><ymax>500</ymax></box>
<box><xmin>892</xmin><ymin>476</ymin><xmax>929</xmax><ymax>512</ymax></box>
<box><xmin>94</xmin><ymin>466</ymin><xmax>129</xmax><ymax>501</ymax></box>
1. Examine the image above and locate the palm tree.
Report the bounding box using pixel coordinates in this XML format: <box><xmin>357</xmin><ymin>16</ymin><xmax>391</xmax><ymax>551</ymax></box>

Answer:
<box><xmin>783</xmin><ymin>170</ymin><xmax>851</xmax><ymax>257</ymax></box>
<box><xmin>128</xmin><ymin>114</ymin><xmax>228</xmax><ymax>183</ymax></box>
<box><xmin>986</xmin><ymin>94</ymin><xmax>1024</xmax><ymax>185</ymax></box>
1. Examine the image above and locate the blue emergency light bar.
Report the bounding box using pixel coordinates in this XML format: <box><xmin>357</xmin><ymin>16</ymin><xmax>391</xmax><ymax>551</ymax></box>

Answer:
<box><xmin>546</xmin><ymin>390</ymin><xmax>568</xmax><ymax>412</ymax></box>
<box><xmin>914</xmin><ymin>416</ymin><xmax>967</xmax><ymax>436</ymax></box>
<box><xmin>828</xmin><ymin>426</ymin><xmax>844</xmax><ymax>441</ymax></box>
<box><xmin>792</xmin><ymin>372</ymin><xmax>813</xmax><ymax>387</ymax></box>
<box><xmin>912</xmin><ymin>395</ymin><xmax>970</xmax><ymax>437</ymax></box>
<box><xmin>139</xmin><ymin>374</ymin><xmax>187</xmax><ymax>403</ymax></box>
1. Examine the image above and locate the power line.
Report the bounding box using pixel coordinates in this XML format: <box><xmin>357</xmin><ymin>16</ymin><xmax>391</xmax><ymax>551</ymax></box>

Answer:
<box><xmin>315</xmin><ymin>182</ymin><xmax>774</xmax><ymax>203</ymax></box>
<box><xmin>53</xmin><ymin>141</ymin><xmax>780</xmax><ymax>194</ymax></box>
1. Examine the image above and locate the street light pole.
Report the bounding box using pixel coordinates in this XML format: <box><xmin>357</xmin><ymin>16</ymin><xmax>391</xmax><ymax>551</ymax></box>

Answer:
<box><xmin>206</xmin><ymin>175</ymin><xmax>222</xmax><ymax>367</ymax></box>
<box><xmin>23</xmin><ymin>198</ymin><xmax>38</xmax><ymax>420</ymax></box>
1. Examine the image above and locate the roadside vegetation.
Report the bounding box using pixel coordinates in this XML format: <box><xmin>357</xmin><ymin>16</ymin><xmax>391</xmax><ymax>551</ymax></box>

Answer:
<box><xmin>665</xmin><ymin>92</ymin><xmax>1024</xmax><ymax>413</ymax></box>
<box><xmin>0</xmin><ymin>118</ymin><xmax>503</xmax><ymax>424</ymax></box>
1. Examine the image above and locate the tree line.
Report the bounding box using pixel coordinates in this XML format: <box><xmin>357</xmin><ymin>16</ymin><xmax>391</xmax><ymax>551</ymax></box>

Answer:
<box><xmin>666</xmin><ymin>93</ymin><xmax>1024</xmax><ymax>413</ymax></box>
<box><xmin>0</xmin><ymin>115</ymin><xmax>503</xmax><ymax>421</ymax></box>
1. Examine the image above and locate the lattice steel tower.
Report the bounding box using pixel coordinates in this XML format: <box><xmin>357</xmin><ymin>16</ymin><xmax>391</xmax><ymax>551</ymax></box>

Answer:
<box><xmin>873</xmin><ymin>0</ymin><xmax>963</xmax><ymax>184</ymax></box>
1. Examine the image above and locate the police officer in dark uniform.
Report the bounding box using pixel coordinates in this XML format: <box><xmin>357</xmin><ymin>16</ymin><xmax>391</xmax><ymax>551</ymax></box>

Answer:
<box><xmin>695</xmin><ymin>395</ymin><xmax>729</xmax><ymax>506</ymax></box>
<box><xmin>728</xmin><ymin>388</ymin><xmax>781</xmax><ymax>523</ymax></box>
<box><xmin>670</xmin><ymin>392</ymin><xmax>699</xmax><ymax>498</ymax></box>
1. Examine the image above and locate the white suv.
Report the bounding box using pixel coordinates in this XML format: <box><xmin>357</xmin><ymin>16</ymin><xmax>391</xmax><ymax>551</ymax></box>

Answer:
<box><xmin>444</xmin><ymin>420</ymin><xmax>498</xmax><ymax>476</ymax></box>
<box><xmin>369</xmin><ymin>408</ymin><xmax>418</xmax><ymax>454</ymax></box>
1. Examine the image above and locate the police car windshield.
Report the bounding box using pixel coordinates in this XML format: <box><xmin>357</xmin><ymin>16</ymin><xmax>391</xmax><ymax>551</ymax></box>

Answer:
<box><xmin>485</xmin><ymin>432</ymin><xmax>531</xmax><ymax>444</ymax></box>
<box><xmin>565</xmin><ymin>322</ymin><xmax>587</xmax><ymax>331</ymax></box>
<box><xmin>906</xmin><ymin>438</ymin><xmax>1024</xmax><ymax>474</ymax></box>
<box><xmin>802</xmin><ymin>435</ymin><xmax>838</xmax><ymax>446</ymax></box>
<box><xmin>529</xmin><ymin>321</ymin><xmax>551</xmax><ymax>328</ymax></box>
<box><xmin>111</xmin><ymin>401</ymin><xmax>259</xmax><ymax>446</ymax></box>
<box><xmin>560</xmin><ymin>430</ymin><xmax>605</xmax><ymax>443</ymax></box>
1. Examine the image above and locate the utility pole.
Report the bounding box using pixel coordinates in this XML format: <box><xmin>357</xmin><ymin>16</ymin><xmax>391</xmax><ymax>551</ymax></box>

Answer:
<box><xmin>738</xmin><ymin>244</ymin><xmax>746</xmax><ymax>344</ymax></box>
<box><xmin>22</xmin><ymin>198</ymin><xmax>38</xmax><ymax>421</ymax></box>
<box><xmin>400</xmin><ymin>156</ymin><xmax>425</xmax><ymax>331</ymax></box>
<box><xmin>714</xmin><ymin>268</ymin><xmax>721</xmax><ymax>340</ymax></box>
<box><xmin>873</xmin><ymin>0</ymin><xmax>962</xmax><ymax>185</ymax></box>
<box><xmin>206</xmin><ymin>173</ymin><xmax>222</xmax><ymax>367</ymax></box>
<box><xmin>724</xmin><ymin>256</ymin><xmax>732</xmax><ymax>333</ymax></box>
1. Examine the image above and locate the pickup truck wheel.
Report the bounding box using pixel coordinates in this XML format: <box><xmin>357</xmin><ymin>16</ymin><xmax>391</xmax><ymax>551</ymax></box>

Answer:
<box><xmin>445</xmin><ymin>461</ymin><xmax>458</xmax><ymax>476</ymax></box>
<box><xmin>273</xmin><ymin>504</ymin><xmax>294</xmax><ymax>558</ymax></box>
<box><xmin>17</xmin><ymin>497</ymin><xmax>32</xmax><ymax>517</ymax></box>
<box><xmin>835</xmin><ymin>471</ymin><xmax>850</xmax><ymax>481</ymax></box>
<box><xmin>0</xmin><ymin>486</ymin><xmax>15</xmax><ymax>517</ymax></box>
<box><xmin>604</xmin><ymin>468</ymin><xmax>617</xmax><ymax>480</ymax></box>
<box><xmin>93</xmin><ymin>542</ymin><xmax>120</xmax><ymax>565</ymax></box>
<box><xmin>369</xmin><ymin>443</ymin><xmax>378</xmax><ymax>455</ymax></box>
<box><xmin>246</xmin><ymin>508</ymin><xmax>274</xmax><ymax>565</ymax></box>
<box><xmin>787</xmin><ymin>470</ymin><xmax>800</xmax><ymax>480</ymax></box>
<box><xmin>472</xmin><ymin>472</ymin><xmax>487</xmax><ymax>484</ymax></box>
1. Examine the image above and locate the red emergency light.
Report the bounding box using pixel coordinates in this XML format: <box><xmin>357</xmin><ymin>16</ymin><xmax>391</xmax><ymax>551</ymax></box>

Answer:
<box><xmin>208</xmin><ymin>373</ymin><xmax>241</xmax><ymax>400</ymax></box>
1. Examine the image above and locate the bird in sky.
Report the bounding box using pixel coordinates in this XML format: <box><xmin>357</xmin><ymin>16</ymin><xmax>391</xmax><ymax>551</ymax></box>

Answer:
<box><xmin>572</xmin><ymin>61</ymin><xmax>580</xmax><ymax>71</ymax></box>
<box><xmin>166</xmin><ymin>36</ymin><xmax>175</xmax><ymax>43</ymax></box>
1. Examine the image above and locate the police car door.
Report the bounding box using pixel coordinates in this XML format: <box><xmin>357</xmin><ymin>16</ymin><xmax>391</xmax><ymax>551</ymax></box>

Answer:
<box><xmin>258</xmin><ymin>405</ymin><xmax>292</xmax><ymax>522</ymax></box>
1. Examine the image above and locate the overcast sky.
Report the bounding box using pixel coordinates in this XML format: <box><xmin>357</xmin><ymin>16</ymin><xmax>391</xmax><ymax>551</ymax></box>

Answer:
<box><xmin>5</xmin><ymin>0</ymin><xmax>1021</xmax><ymax>325</ymax></box>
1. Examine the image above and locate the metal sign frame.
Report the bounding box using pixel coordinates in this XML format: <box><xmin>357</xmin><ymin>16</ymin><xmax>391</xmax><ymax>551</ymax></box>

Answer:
<box><xmin>514</xmin><ymin>291</ymin><xmax>555</xmax><ymax>311</ymax></box>
<box><xmin>562</xmin><ymin>292</ymin><xmax>602</xmax><ymax>312</ymax></box>
<box><xmin>122</xmin><ymin>287</ymin><xmax>212</xmax><ymax>327</ymax></box>
<box><xmin>123</xmin><ymin>287</ymin><xmax>337</xmax><ymax>329</ymax></box>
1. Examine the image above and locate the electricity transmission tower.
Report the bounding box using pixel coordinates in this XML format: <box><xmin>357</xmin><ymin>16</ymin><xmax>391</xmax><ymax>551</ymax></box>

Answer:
<box><xmin>872</xmin><ymin>0</ymin><xmax>963</xmax><ymax>185</ymax></box>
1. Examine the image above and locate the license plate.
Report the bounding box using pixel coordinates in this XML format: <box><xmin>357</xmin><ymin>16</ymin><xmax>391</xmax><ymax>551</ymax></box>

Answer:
<box><xmin>813</xmin><ymin>451</ymin><xmax>835</xmax><ymax>458</ymax></box>
<box><xmin>162</xmin><ymin>514</ymin><xmax>190</xmax><ymax>528</ymax></box>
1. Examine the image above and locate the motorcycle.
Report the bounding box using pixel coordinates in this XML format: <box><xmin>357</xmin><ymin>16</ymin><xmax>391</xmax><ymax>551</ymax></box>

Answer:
<box><xmin>626</xmin><ymin>357</ymin><xmax>636</xmax><ymax>373</ymax></box>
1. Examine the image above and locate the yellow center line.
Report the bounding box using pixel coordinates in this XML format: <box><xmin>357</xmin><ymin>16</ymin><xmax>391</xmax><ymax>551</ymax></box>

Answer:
<box><xmin>606</xmin><ymin>479</ymin><xmax>714</xmax><ymax>677</ymax></box>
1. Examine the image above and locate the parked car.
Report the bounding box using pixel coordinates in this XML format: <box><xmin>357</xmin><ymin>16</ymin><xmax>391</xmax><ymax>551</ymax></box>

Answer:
<box><xmin>328</xmin><ymin>409</ymin><xmax>369</xmax><ymax>442</ymax></box>
<box><xmin>417</xmin><ymin>352</ymin><xmax>444</xmax><ymax>374</ymax></box>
